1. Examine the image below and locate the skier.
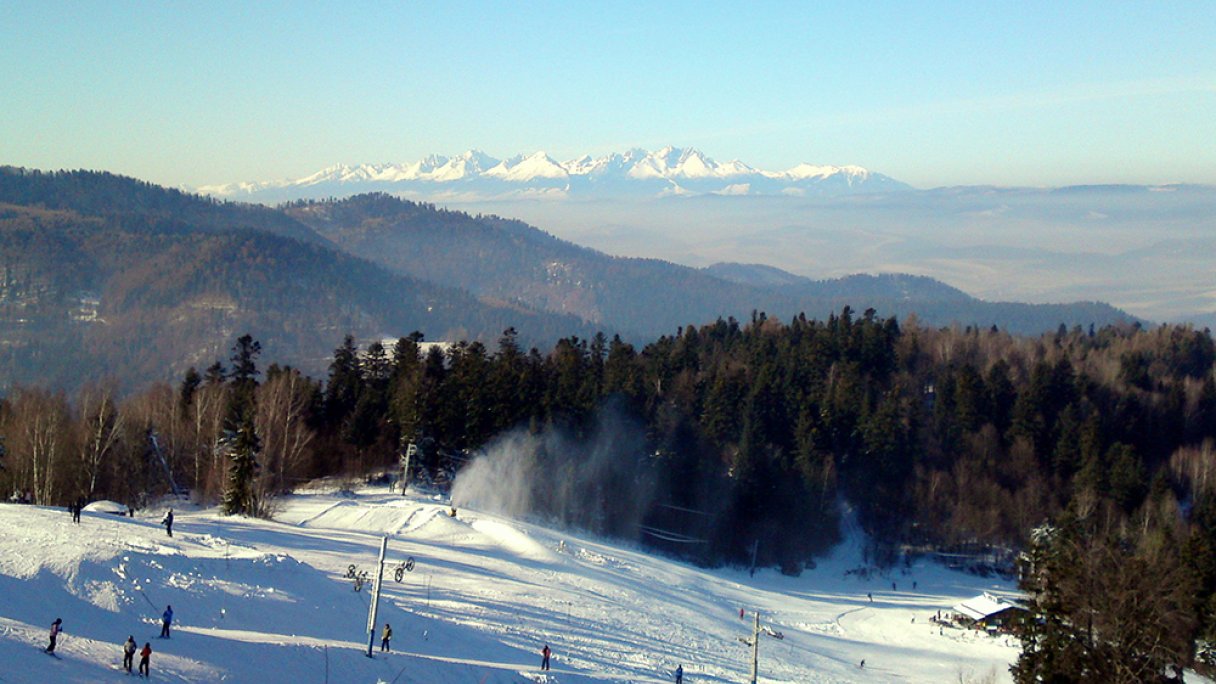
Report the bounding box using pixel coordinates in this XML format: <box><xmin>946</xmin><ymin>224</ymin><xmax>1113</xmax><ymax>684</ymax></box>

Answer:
<box><xmin>675</xmin><ymin>664</ymin><xmax>683</xmax><ymax>683</ymax></box>
<box><xmin>867</xmin><ymin>592</ymin><xmax>872</xmax><ymax>602</ymax></box>
<box><xmin>541</xmin><ymin>643</ymin><xmax>551</xmax><ymax>671</ymax></box>
<box><xmin>45</xmin><ymin>618</ymin><xmax>62</xmax><ymax>653</ymax></box>
<box><xmin>123</xmin><ymin>635</ymin><xmax>137</xmax><ymax>673</ymax></box>
<box><xmin>162</xmin><ymin>508</ymin><xmax>173</xmax><ymax>538</ymax></box>
<box><xmin>859</xmin><ymin>659</ymin><xmax>865</xmax><ymax>669</ymax></box>
<box><xmin>380</xmin><ymin>623</ymin><xmax>392</xmax><ymax>652</ymax></box>
<box><xmin>139</xmin><ymin>642</ymin><xmax>151</xmax><ymax>677</ymax></box>
<box><xmin>160</xmin><ymin>605</ymin><xmax>173</xmax><ymax>638</ymax></box>
<box><xmin>75</xmin><ymin>497</ymin><xmax>84</xmax><ymax>523</ymax></box>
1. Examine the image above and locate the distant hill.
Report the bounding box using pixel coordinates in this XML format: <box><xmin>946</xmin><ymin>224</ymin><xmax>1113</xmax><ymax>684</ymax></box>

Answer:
<box><xmin>0</xmin><ymin>169</ymin><xmax>593</xmax><ymax>390</ymax></box>
<box><xmin>0</xmin><ymin>169</ymin><xmax>1144</xmax><ymax>390</ymax></box>
<box><xmin>0</xmin><ymin>166</ymin><xmax>327</xmax><ymax>246</ymax></box>
<box><xmin>287</xmin><ymin>194</ymin><xmax>1141</xmax><ymax>339</ymax></box>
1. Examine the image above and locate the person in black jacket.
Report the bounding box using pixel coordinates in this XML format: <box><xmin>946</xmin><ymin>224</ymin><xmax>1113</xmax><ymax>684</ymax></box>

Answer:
<box><xmin>380</xmin><ymin>623</ymin><xmax>392</xmax><ymax>652</ymax></box>
<box><xmin>123</xmin><ymin>635</ymin><xmax>137</xmax><ymax>673</ymax></box>
<box><xmin>45</xmin><ymin>618</ymin><xmax>62</xmax><ymax>653</ymax></box>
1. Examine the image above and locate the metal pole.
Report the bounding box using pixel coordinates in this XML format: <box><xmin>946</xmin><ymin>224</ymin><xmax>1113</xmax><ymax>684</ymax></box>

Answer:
<box><xmin>750</xmin><ymin>611</ymin><xmax>760</xmax><ymax>684</ymax></box>
<box><xmin>401</xmin><ymin>442</ymin><xmax>416</xmax><ymax>496</ymax></box>
<box><xmin>366</xmin><ymin>535</ymin><xmax>388</xmax><ymax>657</ymax></box>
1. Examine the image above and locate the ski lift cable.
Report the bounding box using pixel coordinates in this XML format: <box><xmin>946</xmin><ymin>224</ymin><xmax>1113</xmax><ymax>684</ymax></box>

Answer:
<box><xmin>638</xmin><ymin>525</ymin><xmax>707</xmax><ymax>544</ymax></box>
<box><xmin>656</xmin><ymin>503</ymin><xmax>711</xmax><ymax>516</ymax></box>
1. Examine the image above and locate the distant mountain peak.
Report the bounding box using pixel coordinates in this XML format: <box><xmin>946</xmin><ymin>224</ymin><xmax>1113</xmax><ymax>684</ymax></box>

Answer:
<box><xmin>198</xmin><ymin>147</ymin><xmax>911</xmax><ymax>201</ymax></box>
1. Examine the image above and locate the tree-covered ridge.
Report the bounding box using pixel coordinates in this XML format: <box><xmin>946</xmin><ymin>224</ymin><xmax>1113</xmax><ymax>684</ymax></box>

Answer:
<box><xmin>284</xmin><ymin>193</ymin><xmax>1141</xmax><ymax>338</ymax></box>
<box><xmin>0</xmin><ymin>166</ymin><xmax>326</xmax><ymax>245</ymax></box>
<box><xmin>0</xmin><ymin>200</ymin><xmax>594</xmax><ymax>391</ymax></box>
<box><xmin>7</xmin><ymin>313</ymin><xmax>1213</xmax><ymax>556</ymax></box>
<box><xmin>0</xmin><ymin>169</ymin><xmax>1143</xmax><ymax>392</ymax></box>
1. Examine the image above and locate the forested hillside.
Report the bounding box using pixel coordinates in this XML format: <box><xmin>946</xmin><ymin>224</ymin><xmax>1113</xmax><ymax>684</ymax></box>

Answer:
<box><xmin>0</xmin><ymin>170</ymin><xmax>1144</xmax><ymax>391</ymax></box>
<box><xmin>0</xmin><ymin>169</ymin><xmax>593</xmax><ymax>389</ymax></box>
<box><xmin>285</xmin><ymin>194</ymin><xmax>1140</xmax><ymax>338</ymax></box>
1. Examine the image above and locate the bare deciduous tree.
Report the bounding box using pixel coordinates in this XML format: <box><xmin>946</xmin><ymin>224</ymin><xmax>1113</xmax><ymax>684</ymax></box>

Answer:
<box><xmin>255</xmin><ymin>368</ymin><xmax>316</xmax><ymax>499</ymax></box>
<box><xmin>2</xmin><ymin>387</ymin><xmax>73</xmax><ymax>504</ymax></box>
<box><xmin>76</xmin><ymin>380</ymin><xmax>124</xmax><ymax>500</ymax></box>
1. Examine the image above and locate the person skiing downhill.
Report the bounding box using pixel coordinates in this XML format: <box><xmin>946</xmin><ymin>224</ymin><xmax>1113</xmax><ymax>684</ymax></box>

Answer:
<box><xmin>123</xmin><ymin>635</ymin><xmax>137</xmax><ymax>673</ymax></box>
<box><xmin>380</xmin><ymin>623</ymin><xmax>392</xmax><ymax>652</ymax></box>
<box><xmin>139</xmin><ymin>642</ymin><xmax>151</xmax><ymax>677</ymax></box>
<box><xmin>541</xmin><ymin>644</ymin><xmax>551</xmax><ymax>670</ymax></box>
<box><xmin>160</xmin><ymin>605</ymin><xmax>173</xmax><ymax>638</ymax></box>
<box><xmin>675</xmin><ymin>664</ymin><xmax>683</xmax><ymax>683</ymax></box>
<box><xmin>45</xmin><ymin>618</ymin><xmax>62</xmax><ymax>653</ymax></box>
<box><xmin>162</xmin><ymin>508</ymin><xmax>173</xmax><ymax>537</ymax></box>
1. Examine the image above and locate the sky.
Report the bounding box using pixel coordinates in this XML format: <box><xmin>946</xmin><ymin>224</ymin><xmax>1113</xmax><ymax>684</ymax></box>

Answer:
<box><xmin>2</xmin><ymin>1</ymin><xmax>1214</xmax><ymax>189</ymax></box>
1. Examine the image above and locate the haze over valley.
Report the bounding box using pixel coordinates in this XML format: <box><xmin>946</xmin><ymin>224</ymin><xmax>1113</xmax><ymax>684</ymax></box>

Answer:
<box><xmin>199</xmin><ymin>147</ymin><xmax>1216</xmax><ymax>328</ymax></box>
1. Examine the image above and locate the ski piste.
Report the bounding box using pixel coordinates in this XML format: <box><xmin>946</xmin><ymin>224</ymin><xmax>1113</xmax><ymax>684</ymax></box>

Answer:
<box><xmin>1</xmin><ymin>488</ymin><xmax>1031</xmax><ymax>682</ymax></box>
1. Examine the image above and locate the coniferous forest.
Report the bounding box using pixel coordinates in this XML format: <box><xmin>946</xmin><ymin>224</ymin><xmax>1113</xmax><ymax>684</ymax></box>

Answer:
<box><xmin>3</xmin><ymin>313</ymin><xmax>1216</xmax><ymax>679</ymax></box>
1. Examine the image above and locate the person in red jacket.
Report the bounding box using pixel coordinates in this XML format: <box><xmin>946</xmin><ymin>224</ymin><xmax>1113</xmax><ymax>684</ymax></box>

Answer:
<box><xmin>541</xmin><ymin>644</ymin><xmax>551</xmax><ymax>671</ymax></box>
<box><xmin>139</xmin><ymin>642</ymin><xmax>152</xmax><ymax>677</ymax></box>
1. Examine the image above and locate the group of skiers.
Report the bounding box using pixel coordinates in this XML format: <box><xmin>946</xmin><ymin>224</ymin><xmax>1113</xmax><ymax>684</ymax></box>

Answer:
<box><xmin>42</xmin><ymin>605</ymin><xmax>172</xmax><ymax>677</ymax></box>
<box><xmin>122</xmin><ymin>635</ymin><xmax>153</xmax><ymax>676</ymax></box>
<box><xmin>63</xmin><ymin>502</ymin><xmax>174</xmax><ymax>537</ymax></box>
<box><xmin>43</xmin><ymin>614</ymin><xmax>691</xmax><ymax>680</ymax></box>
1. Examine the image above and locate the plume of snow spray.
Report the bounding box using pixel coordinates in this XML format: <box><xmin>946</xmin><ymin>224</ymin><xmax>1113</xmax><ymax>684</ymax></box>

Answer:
<box><xmin>451</xmin><ymin>403</ymin><xmax>655</xmax><ymax>539</ymax></box>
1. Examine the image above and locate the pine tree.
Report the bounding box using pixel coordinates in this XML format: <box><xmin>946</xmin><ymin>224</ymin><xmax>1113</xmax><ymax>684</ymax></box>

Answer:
<box><xmin>221</xmin><ymin>406</ymin><xmax>261</xmax><ymax>516</ymax></box>
<box><xmin>178</xmin><ymin>367</ymin><xmax>201</xmax><ymax>418</ymax></box>
<box><xmin>220</xmin><ymin>335</ymin><xmax>263</xmax><ymax>516</ymax></box>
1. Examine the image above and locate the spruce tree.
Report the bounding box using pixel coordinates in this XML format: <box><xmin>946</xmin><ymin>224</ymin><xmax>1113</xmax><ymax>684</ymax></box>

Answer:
<box><xmin>221</xmin><ymin>407</ymin><xmax>261</xmax><ymax>516</ymax></box>
<box><xmin>220</xmin><ymin>334</ymin><xmax>263</xmax><ymax>516</ymax></box>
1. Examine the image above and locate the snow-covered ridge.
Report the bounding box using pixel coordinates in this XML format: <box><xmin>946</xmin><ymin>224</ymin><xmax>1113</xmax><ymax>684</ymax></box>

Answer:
<box><xmin>197</xmin><ymin>147</ymin><xmax>909</xmax><ymax>200</ymax></box>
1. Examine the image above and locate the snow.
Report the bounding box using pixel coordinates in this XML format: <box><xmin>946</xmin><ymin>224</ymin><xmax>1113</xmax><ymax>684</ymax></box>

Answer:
<box><xmin>953</xmin><ymin>593</ymin><xmax>1019</xmax><ymax>622</ymax></box>
<box><xmin>0</xmin><ymin>491</ymin><xmax>1023</xmax><ymax>683</ymax></box>
<box><xmin>81</xmin><ymin>501</ymin><xmax>128</xmax><ymax>515</ymax></box>
<box><xmin>197</xmin><ymin>148</ymin><xmax>893</xmax><ymax>198</ymax></box>
<box><xmin>784</xmin><ymin>163</ymin><xmax>857</xmax><ymax>181</ymax></box>
<box><xmin>485</xmin><ymin>152</ymin><xmax>571</xmax><ymax>181</ymax></box>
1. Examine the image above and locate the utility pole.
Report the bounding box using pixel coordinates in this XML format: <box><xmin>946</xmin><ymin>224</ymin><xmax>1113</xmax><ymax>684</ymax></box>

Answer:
<box><xmin>750</xmin><ymin>611</ymin><xmax>760</xmax><ymax>684</ymax></box>
<box><xmin>365</xmin><ymin>535</ymin><xmax>388</xmax><ymax>657</ymax></box>
<box><xmin>400</xmin><ymin>442</ymin><xmax>417</xmax><ymax>495</ymax></box>
<box><xmin>739</xmin><ymin>610</ymin><xmax>783</xmax><ymax>684</ymax></box>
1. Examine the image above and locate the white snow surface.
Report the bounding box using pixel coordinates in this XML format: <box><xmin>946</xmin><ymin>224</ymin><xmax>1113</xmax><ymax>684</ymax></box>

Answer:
<box><xmin>0</xmin><ymin>490</ymin><xmax>1021</xmax><ymax>683</ymax></box>
<box><xmin>196</xmin><ymin>147</ymin><xmax>900</xmax><ymax>198</ymax></box>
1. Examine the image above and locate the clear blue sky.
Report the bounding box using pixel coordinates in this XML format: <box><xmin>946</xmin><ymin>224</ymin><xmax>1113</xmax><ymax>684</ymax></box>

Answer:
<box><xmin>2</xmin><ymin>1</ymin><xmax>1213</xmax><ymax>188</ymax></box>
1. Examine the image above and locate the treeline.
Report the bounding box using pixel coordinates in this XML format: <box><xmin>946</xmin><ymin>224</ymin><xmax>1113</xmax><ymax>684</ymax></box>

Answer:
<box><xmin>3</xmin><ymin>312</ymin><xmax>1216</xmax><ymax>634</ymax></box>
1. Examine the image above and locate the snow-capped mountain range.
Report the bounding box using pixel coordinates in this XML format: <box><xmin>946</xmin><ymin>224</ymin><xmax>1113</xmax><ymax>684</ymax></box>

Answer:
<box><xmin>198</xmin><ymin>146</ymin><xmax>910</xmax><ymax>202</ymax></box>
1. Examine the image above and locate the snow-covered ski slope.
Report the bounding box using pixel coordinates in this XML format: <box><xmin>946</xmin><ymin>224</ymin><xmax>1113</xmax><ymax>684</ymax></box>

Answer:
<box><xmin>0</xmin><ymin>488</ymin><xmax>1020</xmax><ymax>683</ymax></box>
